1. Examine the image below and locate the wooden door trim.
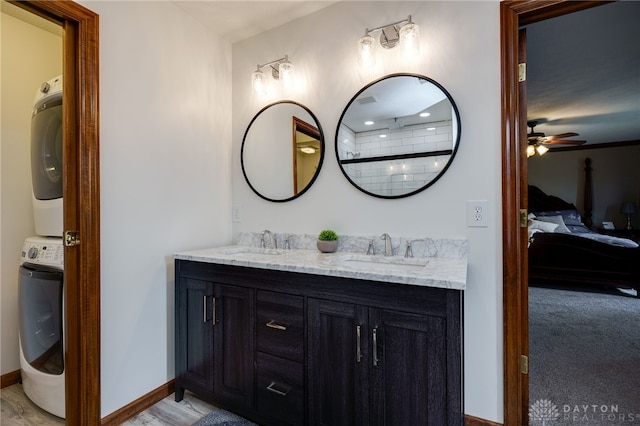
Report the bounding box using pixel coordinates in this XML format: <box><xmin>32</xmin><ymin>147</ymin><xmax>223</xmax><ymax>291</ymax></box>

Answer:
<box><xmin>501</xmin><ymin>1</ymin><xmax>613</xmax><ymax>425</ymax></box>
<box><xmin>9</xmin><ymin>1</ymin><xmax>101</xmax><ymax>424</ymax></box>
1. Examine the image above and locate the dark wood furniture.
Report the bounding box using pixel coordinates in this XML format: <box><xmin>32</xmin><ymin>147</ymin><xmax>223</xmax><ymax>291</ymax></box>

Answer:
<box><xmin>528</xmin><ymin>169</ymin><xmax>640</xmax><ymax>296</ymax></box>
<box><xmin>175</xmin><ymin>259</ymin><xmax>463</xmax><ymax>426</ymax></box>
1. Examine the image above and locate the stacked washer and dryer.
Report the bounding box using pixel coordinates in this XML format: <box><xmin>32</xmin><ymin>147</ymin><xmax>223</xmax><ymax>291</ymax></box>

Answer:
<box><xmin>18</xmin><ymin>75</ymin><xmax>66</xmax><ymax>418</ymax></box>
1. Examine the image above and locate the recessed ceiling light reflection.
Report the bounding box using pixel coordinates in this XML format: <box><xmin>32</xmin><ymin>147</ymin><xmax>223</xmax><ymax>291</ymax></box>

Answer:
<box><xmin>419</xmin><ymin>112</ymin><xmax>431</xmax><ymax>117</ymax></box>
<box><xmin>364</xmin><ymin>120</ymin><xmax>374</xmax><ymax>126</ymax></box>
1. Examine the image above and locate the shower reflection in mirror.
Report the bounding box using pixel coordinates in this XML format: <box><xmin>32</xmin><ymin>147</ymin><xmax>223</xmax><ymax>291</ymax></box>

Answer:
<box><xmin>336</xmin><ymin>74</ymin><xmax>460</xmax><ymax>198</ymax></box>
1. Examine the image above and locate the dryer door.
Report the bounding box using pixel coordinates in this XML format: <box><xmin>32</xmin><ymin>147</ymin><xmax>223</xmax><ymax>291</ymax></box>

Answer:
<box><xmin>31</xmin><ymin>97</ymin><xmax>63</xmax><ymax>200</ymax></box>
<box><xmin>18</xmin><ymin>264</ymin><xmax>64</xmax><ymax>375</ymax></box>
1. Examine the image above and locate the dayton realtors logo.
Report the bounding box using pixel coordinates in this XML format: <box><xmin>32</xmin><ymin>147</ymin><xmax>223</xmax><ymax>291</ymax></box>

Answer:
<box><xmin>530</xmin><ymin>399</ymin><xmax>639</xmax><ymax>424</ymax></box>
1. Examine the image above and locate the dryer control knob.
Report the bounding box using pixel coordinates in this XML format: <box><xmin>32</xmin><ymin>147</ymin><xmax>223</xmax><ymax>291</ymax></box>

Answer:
<box><xmin>28</xmin><ymin>247</ymin><xmax>39</xmax><ymax>259</ymax></box>
<box><xmin>40</xmin><ymin>82</ymin><xmax>50</xmax><ymax>94</ymax></box>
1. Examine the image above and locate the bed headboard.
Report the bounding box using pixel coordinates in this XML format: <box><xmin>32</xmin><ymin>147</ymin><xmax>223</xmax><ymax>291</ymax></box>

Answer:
<box><xmin>528</xmin><ymin>158</ymin><xmax>594</xmax><ymax>227</ymax></box>
<box><xmin>528</xmin><ymin>185</ymin><xmax>577</xmax><ymax>212</ymax></box>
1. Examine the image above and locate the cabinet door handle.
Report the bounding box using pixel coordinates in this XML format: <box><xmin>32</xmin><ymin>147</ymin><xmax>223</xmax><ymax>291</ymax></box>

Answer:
<box><xmin>266</xmin><ymin>320</ymin><xmax>287</xmax><ymax>331</ymax></box>
<box><xmin>372</xmin><ymin>327</ymin><xmax>379</xmax><ymax>367</ymax></box>
<box><xmin>203</xmin><ymin>296</ymin><xmax>208</xmax><ymax>323</ymax></box>
<box><xmin>356</xmin><ymin>325</ymin><xmax>362</xmax><ymax>363</ymax></box>
<box><xmin>266</xmin><ymin>381</ymin><xmax>290</xmax><ymax>397</ymax></box>
<box><xmin>212</xmin><ymin>297</ymin><xmax>217</xmax><ymax>325</ymax></box>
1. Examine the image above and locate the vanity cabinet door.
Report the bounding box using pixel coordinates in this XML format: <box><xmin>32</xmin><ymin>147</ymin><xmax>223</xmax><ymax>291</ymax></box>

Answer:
<box><xmin>307</xmin><ymin>298</ymin><xmax>369</xmax><ymax>426</ymax></box>
<box><xmin>175</xmin><ymin>277</ymin><xmax>214</xmax><ymax>400</ymax></box>
<box><xmin>368</xmin><ymin>309</ymin><xmax>448</xmax><ymax>426</ymax></box>
<box><xmin>212</xmin><ymin>284</ymin><xmax>255</xmax><ymax>407</ymax></box>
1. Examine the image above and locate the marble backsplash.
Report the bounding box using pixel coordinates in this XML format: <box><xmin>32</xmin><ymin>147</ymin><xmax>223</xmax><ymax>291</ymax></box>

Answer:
<box><xmin>237</xmin><ymin>231</ymin><xmax>467</xmax><ymax>259</ymax></box>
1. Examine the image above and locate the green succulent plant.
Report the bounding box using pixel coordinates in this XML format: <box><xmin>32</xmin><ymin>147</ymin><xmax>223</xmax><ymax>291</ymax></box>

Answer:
<box><xmin>318</xmin><ymin>229</ymin><xmax>338</xmax><ymax>241</ymax></box>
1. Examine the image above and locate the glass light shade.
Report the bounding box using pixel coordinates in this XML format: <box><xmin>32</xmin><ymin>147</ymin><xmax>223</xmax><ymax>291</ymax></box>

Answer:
<box><xmin>251</xmin><ymin>69</ymin><xmax>266</xmax><ymax>95</ymax></box>
<box><xmin>526</xmin><ymin>145</ymin><xmax>535</xmax><ymax>158</ymax></box>
<box><xmin>358</xmin><ymin>34</ymin><xmax>377</xmax><ymax>68</ymax></box>
<box><xmin>278</xmin><ymin>60</ymin><xmax>294</xmax><ymax>90</ymax></box>
<box><xmin>536</xmin><ymin>144</ymin><xmax>549</xmax><ymax>156</ymax></box>
<box><xmin>399</xmin><ymin>22</ymin><xmax>420</xmax><ymax>58</ymax></box>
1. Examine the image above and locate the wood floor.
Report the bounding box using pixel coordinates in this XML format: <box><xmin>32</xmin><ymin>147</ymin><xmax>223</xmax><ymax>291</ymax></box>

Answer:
<box><xmin>1</xmin><ymin>383</ymin><xmax>217</xmax><ymax>425</ymax></box>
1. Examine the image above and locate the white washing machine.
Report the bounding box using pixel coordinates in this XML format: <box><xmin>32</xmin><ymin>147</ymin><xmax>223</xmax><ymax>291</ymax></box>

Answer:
<box><xmin>19</xmin><ymin>236</ymin><xmax>65</xmax><ymax>418</ymax></box>
<box><xmin>31</xmin><ymin>75</ymin><xmax>63</xmax><ymax>237</ymax></box>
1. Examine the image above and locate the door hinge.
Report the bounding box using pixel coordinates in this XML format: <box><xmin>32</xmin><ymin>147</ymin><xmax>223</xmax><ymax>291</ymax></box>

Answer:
<box><xmin>518</xmin><ymin>63</ymin><xmax>526</xmax><ymax>82</ymax></box>
<box><xmin>521</xmin><ymin>355</ymin><xmax>529</xmax><ymax>374</ymax></box>
<box><xmin>64</xmin><ymin>231</ymin><xmax>80</xmax><ymax>247</ymax></box>
<box><xmin>520</xmin><ymin>209</ymin><xmax>528</xmax><ymax>227</ymax></box>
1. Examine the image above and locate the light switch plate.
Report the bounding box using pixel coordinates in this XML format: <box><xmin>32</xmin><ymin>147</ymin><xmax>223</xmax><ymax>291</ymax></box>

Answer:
<box><xmin>232</xmin><ymin>205</ymin><xmax>242</xmax><ymax>223</ymax></box>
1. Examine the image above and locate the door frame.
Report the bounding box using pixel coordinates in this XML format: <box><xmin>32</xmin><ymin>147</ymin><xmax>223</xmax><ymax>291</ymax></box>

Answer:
<box><xmin>500</xmin><ymin>1</ymin><xmax>613</xmax><ymax>425</ymax></box>
<box><xmin>8</xmin><ymin>1</ymin><xmax>101</xmax><ymax>424</ymax></box>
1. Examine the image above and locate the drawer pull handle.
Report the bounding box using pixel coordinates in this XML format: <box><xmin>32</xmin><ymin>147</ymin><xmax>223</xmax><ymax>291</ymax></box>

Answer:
<box><xmin>203</xmin><ymin>296</ymin><xmax>207</xmax><ymax>323</ymax></box>
<box><xmin>372</xmin><ymin>327</ymin><xmax>379</xmax><ymax>367</ymax></box>
<box><xmin>356</xmin><ymin>325</ymin><xmax>362</xmax><ymax>363</ymax></box>
<box><xmin>266</xmin><ymin>381</ymin><xmax>290</xmax><ymax>396</ymax></box>
<box><xmin>266</xmin><ymin>320</ymin><xmax>287</xmax><ymax>331</ymax></box>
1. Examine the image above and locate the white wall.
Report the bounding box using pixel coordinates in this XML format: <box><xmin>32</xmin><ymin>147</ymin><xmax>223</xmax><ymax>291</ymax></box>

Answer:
<box><xmin>0</xmin><ymin>7</ymin><xmax>62</xmax><ymax>376</ymax></box>
<box><xmin>529</xmin><ymin>145</ymin><xmax>640</xmax><ymax>229</ymax></box>
<box><xmin>232</xmin><ymin>2</ymin><xmax>502</xmax><ymax>422</ymax></box>
<box><xmin>77</xmin><ymin>1</ymin><xmax>232</xmax><ymax>417</ymax></box>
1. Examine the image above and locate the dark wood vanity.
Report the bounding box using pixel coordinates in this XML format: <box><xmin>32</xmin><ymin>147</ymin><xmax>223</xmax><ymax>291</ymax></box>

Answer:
<box><xmin>175</xmin><ymin>259</ymin><xmax>463</xmax><ymax>425</ymax></box>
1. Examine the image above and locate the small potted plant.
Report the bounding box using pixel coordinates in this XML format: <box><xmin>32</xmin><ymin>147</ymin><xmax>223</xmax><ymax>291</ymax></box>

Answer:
<box><xmin>317</xmin><ymin>229</ymin><xmax>339</xmax><ymax>253</ymax></box>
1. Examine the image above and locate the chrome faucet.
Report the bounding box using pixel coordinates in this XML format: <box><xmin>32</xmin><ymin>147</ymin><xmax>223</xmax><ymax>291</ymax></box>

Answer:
<box><xmin>366</xmin><ymin>239</ymin><xmax>375</xmax><ymax>255</ymax></box>
<box><xmin>284</xmin><ymin>234</ymin><xmax>293</xmax><ymax>250</ymax></box>
<box><xmin>405</xmin><ymin>239</ymin><xmax>422</xmax><ymax>258</ymax></box>
<box><xmin>380</xmin><ymin>233</ymin><xmax>392</xmax><ymax>256</ymax></box>
<box><xmin>260</xmin><ymin>230</ymin><xmax>275</xmax><ymax>249</ymax></box>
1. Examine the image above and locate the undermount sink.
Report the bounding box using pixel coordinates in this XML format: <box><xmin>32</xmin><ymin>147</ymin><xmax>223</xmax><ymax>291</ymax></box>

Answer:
<box><xmin>329</xmin><ymin>254</ymin><xmax>429</xmax><ymax>272</ymax></box>
<box><xmin>223</xmin><ymin>247</ymin><xmax>284</xmax><ymax>257</ymax></box>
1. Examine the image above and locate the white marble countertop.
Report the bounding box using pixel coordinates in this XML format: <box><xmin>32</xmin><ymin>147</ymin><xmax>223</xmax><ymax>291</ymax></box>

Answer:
<box><xmin>174</xmin><ymin>240</ymin><xmax>467</xmax><ymax>291</ymax></box>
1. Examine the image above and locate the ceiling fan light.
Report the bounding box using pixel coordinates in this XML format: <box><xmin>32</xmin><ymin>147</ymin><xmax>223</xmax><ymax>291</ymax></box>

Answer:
<box><xmin>526</xmin><ymin>145</ymin><xmax>535</xmax><ymax>158</ymax></box>
<box><xmin>536</xmin><ymin>145</ymin><xmax>549</xmax><ymax>156</ymax></box>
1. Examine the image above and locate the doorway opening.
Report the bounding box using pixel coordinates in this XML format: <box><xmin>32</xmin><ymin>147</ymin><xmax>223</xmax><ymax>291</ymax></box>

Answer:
<box><xmin>7</xmin><ymin>1</ymin><xmax>101</xmax><ymax>424</ymax></box>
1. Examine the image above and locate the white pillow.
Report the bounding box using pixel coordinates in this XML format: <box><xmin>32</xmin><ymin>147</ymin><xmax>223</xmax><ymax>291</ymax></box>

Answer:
<box><xmin>528</xmin><ymin>219</ymin><xmax>559</xmax><ymax>233</ymax></box>
<box><xmin>535</xmin><ymin>215</ymin><xmax>570</xmax><ymax>233</ymax></box>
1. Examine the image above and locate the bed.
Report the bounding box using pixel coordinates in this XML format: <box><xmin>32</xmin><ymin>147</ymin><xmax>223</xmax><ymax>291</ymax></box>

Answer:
<box><xmin>527</xmin><ymin>160</ymin><xmax>640</xmax><ymax>296</ymax></box>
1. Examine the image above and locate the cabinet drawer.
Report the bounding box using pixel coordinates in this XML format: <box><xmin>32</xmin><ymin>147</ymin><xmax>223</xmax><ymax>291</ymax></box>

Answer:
<box><xmin>256</xmin><ymin>291</ymin><xmax>304</xmax><ymax>361</ymax></box>
<box><xmin>256</xmin><ymin>352</ymin><xmax>304</xmax><ymax>425</ymax></box>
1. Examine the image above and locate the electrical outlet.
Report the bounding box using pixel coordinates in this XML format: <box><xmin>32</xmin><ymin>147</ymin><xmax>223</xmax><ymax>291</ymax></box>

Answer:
<box><xmin>467</xmin><ymin>200</ymin><xmax>489</xmax><ymax>227</ymax></box>
<box><xmin>232</xmin><ymin>205</ymin><xmax>242</xmax><ymax>223</ymax></box>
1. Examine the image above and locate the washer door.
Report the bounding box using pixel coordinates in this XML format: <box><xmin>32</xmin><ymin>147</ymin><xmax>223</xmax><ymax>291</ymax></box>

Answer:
<box><xmin>19</xmin><ymin>264</ymin><xmax>64</xmax><ymax>375</ymax></box>
<box><xmin>31</xmin><ymin>97</ymin><xmax>63</xmax><ymax>201</ymax></box>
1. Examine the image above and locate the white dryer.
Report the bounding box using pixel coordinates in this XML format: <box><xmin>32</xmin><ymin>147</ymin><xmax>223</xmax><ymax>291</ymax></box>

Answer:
<box><xmin>31</xmin><ymin>75</ymin><xmax>63</xmax><ymax>237</ymax></box>
<box><xmin>18</xmin><ymin>236</ymin><xmax>65</xmax><ymax>418</ymax></box>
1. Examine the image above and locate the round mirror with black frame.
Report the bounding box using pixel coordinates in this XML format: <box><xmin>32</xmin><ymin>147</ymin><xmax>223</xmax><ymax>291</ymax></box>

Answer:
<box><xmin>335</xmin><ymin>73</ymin><xmax>461</xmax><ymax>199</ymax></box>
<box><xmin>242</xmin><ymin>101</ymin><xmax>325</xmax><ymax>202</ymax></box>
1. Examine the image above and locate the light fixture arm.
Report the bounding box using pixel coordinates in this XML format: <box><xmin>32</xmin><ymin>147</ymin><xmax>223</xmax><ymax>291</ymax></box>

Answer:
<box><xmin>255</xmin><ymin>55</ymin><xmax>290</xmax><ymax>79</ymax></box>
<box><xmin>365</xmin><ymin>15</ymin><xmax>412</xmax><ymax>35</ymax></box>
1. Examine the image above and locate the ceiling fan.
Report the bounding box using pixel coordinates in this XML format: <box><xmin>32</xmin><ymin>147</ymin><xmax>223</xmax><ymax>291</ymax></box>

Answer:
<box><xmin>527</xmin><ymin>120</ymin><xmax>586</xmax><ymax>157</ymax></box>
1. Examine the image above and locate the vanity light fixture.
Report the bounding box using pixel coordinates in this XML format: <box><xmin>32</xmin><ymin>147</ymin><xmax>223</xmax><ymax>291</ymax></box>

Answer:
<box><xmin>358</xmin><ymin>15</ymin><xmax>420</xmax><ymax>67</ymax></box>
<box><xmin>251</xmin><ymin>55</ymin><xmax>294</xmax><ymax>95</ymax></box>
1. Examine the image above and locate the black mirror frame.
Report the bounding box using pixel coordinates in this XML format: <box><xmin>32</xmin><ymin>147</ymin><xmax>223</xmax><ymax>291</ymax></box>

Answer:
<box><xmin>335</xmin><ymin>73</ymin><xmax>462</xmax><ymax>199</ymax></box>
<box><xmin>241</xmin><ymin>100</ymin><xmax>325</xmax><ymax>202</ymax></box>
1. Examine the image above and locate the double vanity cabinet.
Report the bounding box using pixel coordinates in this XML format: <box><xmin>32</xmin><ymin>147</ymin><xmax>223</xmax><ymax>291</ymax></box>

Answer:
<box><xmin>174</xmin><ymin>245</ymin><xmax>465</xmax><ymax>425</ymax></box>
